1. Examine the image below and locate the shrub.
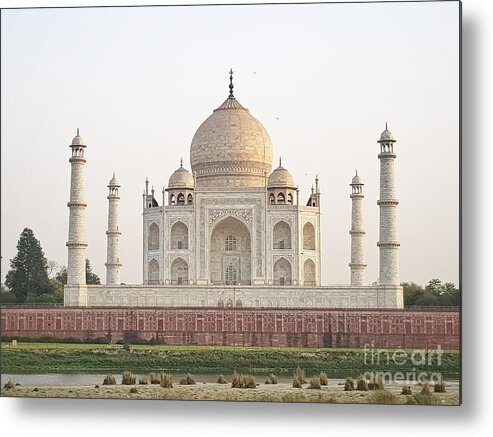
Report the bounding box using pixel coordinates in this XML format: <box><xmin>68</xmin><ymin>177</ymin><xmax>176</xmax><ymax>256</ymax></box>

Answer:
<box><xmin>217</xmin><ymin>374</ymin><xmax>227</xmax><ymax>384</ymax></box>
<box><xmin>293</xmin><ymin>367</ymin><xmax>306</xmax><ymax>384</ymax></box>
<box><xmin>95</xmin><ymin>384</ymin><xmax>100</xmax><ymax>389</ymax></box>
<box><xmin>319</xmin><ymin>372</ymin><xmax>328</xmax><ymax>386</ymax></box>
<box><xmin>160</xmin><ymin>373</ymin><xmax>173</xmax><ymax>388</ymax></box>
<box><xmin>103</xmin><ymin>375</ymin><xmax>116</xmax><ymax>385</ymax></box>
<box><xmin>150</xmin><ymin>373</ymin><xmax>161</xmax><ymax>384</ymax></box>
<box><xmin>434</xmin><ymin>379</ymin><xmax>446</xmax><ymax>393</ymax></box>
<box><xmin>121</xmin><ymin>371</ymin><xmax>136</xmax><ymax>385</ymax></box>
<box><xmin>370</xmin><ymin>390</ymin><xmax>397</xmax><ymax>405</ymax></box>
<box><xmin>232</xmin><ymin>374</ymin><xmax>256</xmax><ymax>389</ymax></box>
<box><xmin>356</xmin><ymin>376</ymin><xmax>368</xmax><ymax>391</ymax></box>
<box><xmin>129</xmin><ymin>387</ymin><xmax>138</xmax><ymax>394</ymax></box>
<box><xmin>3</xmin><ymin>380</ymin><xmax>15</xmax><ymax>390</ymax></box>
<box><xmin>139</xmin><ymin>375</ymin><xmax>150</xmax><ymax>385</ymax></box>
<box><xmin>309</xmin><ymin>378</ymin><xmax>321</xmax><ymax>389</ymax></box>
<box><xmin>344</xmin><ymin>378</ymin><xmax>354</xmax><ymax>391</ymax></box>
<box><xmin>179</xmin><ymin>374</ymin><xmax>196</xmax><ymax>385</ymax></box>
<box><xmin>401</xmin><ymin>385</ymin><xmax>412</xmax><ymax>395</ymax></box>
<box><xmin>265</xmin><ymin>374</ymin><xmax>278</xmax><ymax>385</ymax></box>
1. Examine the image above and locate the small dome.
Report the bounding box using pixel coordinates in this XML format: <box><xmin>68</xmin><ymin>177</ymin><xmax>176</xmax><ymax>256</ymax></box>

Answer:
<box><xmin>268</xmin><ymin>164</ymin><xmax>295</xmax><ymax>189</ymax></box>
<box><xmin>108</xmin><ymin>173</ymin><xmax>120</xmax><ymax>187</ymax></box>
<box><xmin>351</xmin><ymin>173</ymin><xmax>363</xmax><ymax>185</ymax></box>
<box><xmin>379</xmin><ymin>128</ymin><xmax>395</xmax><ymax>142</ymax></box>
<box><xmin>168</xmin><ymin>165</ymin><xmax>194</xmax><ymax>189</ymax></box>
<box><xmin>71</xmin><ymin>129</ymin><xmax>86</xmax><ymax>146</ymax></box>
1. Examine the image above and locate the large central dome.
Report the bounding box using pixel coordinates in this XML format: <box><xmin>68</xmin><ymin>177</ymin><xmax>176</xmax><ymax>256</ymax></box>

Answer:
<box><xmin>190</xmin><ymin>81</ymin><xmax>273</xmax><ymax>188</ymax></box>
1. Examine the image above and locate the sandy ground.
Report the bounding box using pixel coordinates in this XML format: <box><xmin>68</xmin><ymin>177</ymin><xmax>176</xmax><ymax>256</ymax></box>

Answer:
<box><xmin>1</xmin><ymin>381</ymin><xmax>460</xmax><ymax>405</ymax></box>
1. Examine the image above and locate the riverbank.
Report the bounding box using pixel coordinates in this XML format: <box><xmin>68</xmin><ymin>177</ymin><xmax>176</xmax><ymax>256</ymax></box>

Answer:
<box><xmin>1</xmin><ymin>342</ymin><xmax>460</xmax><ymax>377</ymax></box>
<box><xmin>1</xmin><ymin>379</ymin><xmax>460</xmax><ymax>405</ymax></box>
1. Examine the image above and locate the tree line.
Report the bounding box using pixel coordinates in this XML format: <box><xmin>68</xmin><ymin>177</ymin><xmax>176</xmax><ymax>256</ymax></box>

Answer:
<box><xmin>1</xmin><ymin>228</ymin><xmax>100</xmax><ymax>304</ymax></box>
<box><xmin>403</xmin><ymin>279</ymin><xmax>460</xmax><ymax>307</ymax></box>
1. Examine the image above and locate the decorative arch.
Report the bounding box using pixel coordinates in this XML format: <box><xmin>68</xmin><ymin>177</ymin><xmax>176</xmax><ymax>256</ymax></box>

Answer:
<box><xmin>273</xmin><ymin>257</ymin><xmax>292</xmax><ymax>286</ymax></box>
<box><xmin>287</xmin><ymin>193</ymin><xmax>293</xmax><ymax>204</ymax></box>
<box><xmin>171</xmin><ymin>221</ymin><xmax>188</xmax><ymax>250</ymax></box>
<box><xmin>170</xmin><ymin>257</ymin><xmax>188</xmax><ymax>285</ymax></box>
<box><xmin>277</xmin><ymin>192</ymin><xmax>285</xmax><ymax>204</ymax></box>
<box><xmin>187</xmin><ymin>194</ymin><xmax>193</xmax><ymax>205</ymax></box>
<box><xmin>269</xmin><ymin>193</ymin><xmax>275</xmax><ymax>205</ymax></box>
<box><xmin>169</xmin><ymin>194</ymin><xmax>176</xmax><ymax>205</ymax></box>
<box><xmin>177</xmin><ymin>193</ymin><xmax>185</xmax><ymax>205</ymax></box>
<box><xmin>303</xmin><ymin>222</ymin><xmax>316</xmax><ymax>250</ymax></box>
<box><xmin>303</xmin><ymin>259</ymin><xmax>316</xmax><ymax>285</ymax></box>
<box><xmin>148</xmin><ymin>222</ymin><xmax>159</xmax><ymax>250</ymax></box>
<box><xmin>148</xmin><ymin>258</ymin><xmax>159</xmax><ymax>284</ymax></box>
<box><xmin>210</xmin><ymin>216</ymin><xmax>251</xmax><ymax>285</ymax></box>
<box><xmin>273</xmin><ymin>221</ymin><xmax>292</xmax><ymax>250</ymax></box>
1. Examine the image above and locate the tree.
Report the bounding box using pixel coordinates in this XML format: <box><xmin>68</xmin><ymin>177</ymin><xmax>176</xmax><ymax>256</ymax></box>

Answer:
<box><xmin>5</xmin><ymin>228</ymin><xmax>50</xmax><ymax>302</ymax></box>
<box><xmin>85</xmin><ymin>259</ymin><xmax>101</xmax><ymax>285</ymax></box>
<box><xmin>0</xmin><ymin>284</ymin><xmax>16</xmax><ymax>304</ymax></box>
<box><xmin>55</xmin><ymin>259</ymin><xmax>101</xmax><ymax>285</ymax></box>
<box><xmin>403</xmin><ymin>279</ymin><xmax>460</xmax><ymax>307</ymax></box>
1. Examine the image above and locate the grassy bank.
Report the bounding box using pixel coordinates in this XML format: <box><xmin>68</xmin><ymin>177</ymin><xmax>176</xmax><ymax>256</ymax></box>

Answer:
<box><xmin>1</xmin><ymin>381</ymin><xmax>460</xmax><ymax>405</ymax></box>
<box><xmin>1</xmin><ymin>342</ymin><xmax>460</xmax><ymax>377</ymax></box>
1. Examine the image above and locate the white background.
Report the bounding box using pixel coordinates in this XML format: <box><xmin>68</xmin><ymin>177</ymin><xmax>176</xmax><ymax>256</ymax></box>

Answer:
<box><xmin>0</xmin><ymin>0</ymin><xmax>490</xmax><ymax>435</ymax></box>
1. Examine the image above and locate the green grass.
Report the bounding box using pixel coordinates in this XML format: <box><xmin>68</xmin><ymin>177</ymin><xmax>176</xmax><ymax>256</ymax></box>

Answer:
<box><xmin>1</xmin><ymin>342</ymin><xmax>460</xmax><ymax>376</ymax></box>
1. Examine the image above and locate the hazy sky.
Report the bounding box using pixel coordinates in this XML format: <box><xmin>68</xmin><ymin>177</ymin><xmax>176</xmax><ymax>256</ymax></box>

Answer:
<box><xmin>1</xmin><ymin>1</ymin><xmax>460</xmax><ymax>286</ymax></box>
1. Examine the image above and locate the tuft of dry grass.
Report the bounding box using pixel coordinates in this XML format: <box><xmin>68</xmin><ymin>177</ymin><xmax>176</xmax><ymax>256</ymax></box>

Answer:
<box><xmin>179</xmin><ymin>374</ymin><xmax>196</xmax><ymax>385</ymax></box>
<box><xmin>102</xmin><ymin>375</ymin><xmax>116</xmax><ymax>385</ymax></box>
<box><xmin>293</xmin><ymin>368</ymin><xmax>306</xmax><ymax>384</ymax></box>
<box><xmin>121</xmin><ymin>371</ymin><xmax>136</xmax><ymax>385</ymax></box>
<box><xmin>160</xmin><ymin>373</ymin><xmax>173</xmax><ymax>388</ymax></box>
<box><xmin>434</xmin><ymin>379</ymin><xmax>446</xmax><ymax>393</ymax></box>
<box><xmin>370</xmin><ymin>390</ymin><xmax>397</xmax><ymax>404</ymax></box>
<box><xmin>149</xmin><ymin>373</ymin><xmax>161</xmax><ymax>384</ymax></box>
<box><xmin>129</xmin><ymin>387</ymin><xmax>138</xmax><ymax>394</ymax></box>
<box><xmin>401</xmin><ymin>385</ymin><xmax>412</xmax><ymax>395</ymax></box>
<box><xmin>3</xmin><ymin>380</ymin><xmax>15</xmax><ymax>390</ymax></box>
<box><xmin>231</xmin><ymin>374</ymin><xmax>256</xmax><ymax>389</ymax></box>
<box><xmin>308</xmin><ymin>378</ymin><xmax>321</xmax><ymax>389</ymax></box>
<box><xmin>368</xmin><ymin>376</ymin><xmax>385</xmax><ymax>390</ymax></box>
<box><xmin>344</xmin><ymin>378</ymin><xmax>354</xmax><ymax>391</ymax></box>
<box><xmin>217</xmin><ymin>374</ymin><xmax>227</xmax><ymax>384</ymax></box>
<box><xmin>356</xmin><ymin>376</ymin><xmax>368</xmax><ymax>391</ymax></box>
<box><xmin>421</xmin><ymin>382</ymin><xmax>432</xmax><ymax>396</ymax></box>
<box><xmin>265</xmin><ymin>374</ymin><xmax>278</xmax><ymax>385</ymax></box>
<box><xmin>319</xmin><ymin>372</ymin><xmax>328</xmax><ymax>386</ymax></box>
<box><xmin>139</xmin><ymin>375</ymin><xmax>150</xmax><ymax>385</ymax></box>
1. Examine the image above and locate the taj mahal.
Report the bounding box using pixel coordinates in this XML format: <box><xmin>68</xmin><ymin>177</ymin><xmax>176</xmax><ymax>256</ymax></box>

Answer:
<box><xmin>63</xmin><ymin>71</ymin><xmax>403</xmax><ymax>309</ymax></box>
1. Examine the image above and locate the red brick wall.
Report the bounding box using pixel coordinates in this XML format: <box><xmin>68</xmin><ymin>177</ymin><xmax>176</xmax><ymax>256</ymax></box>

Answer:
<box><xmin>0</xmin><ymin>306</ymin><xmax>460</xmax><ymax>349</ymax></box>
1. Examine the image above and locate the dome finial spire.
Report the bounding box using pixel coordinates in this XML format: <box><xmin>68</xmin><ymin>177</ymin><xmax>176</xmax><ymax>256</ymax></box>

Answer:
<box><xmin>279</xmin><ymin>156</ymin><xmax>282</xmax><ymax>167</ymax></box>
<box><xmin>385</xmin><ymin>121</ymin><xmax>388</xmax><ymax>130</ymax></box>
<box><xmin>77</xmin><ymin>127</ymin><xmax>79</xmax><ymax>136</ymax></box>
<box><xmin>180</xmin><ymin>157</ymin><xmax>183</xmax><ymax>167</ymax></box>
<box><xmin>228</xmin><ymin>68</ymin><xmax>234</xmax><ymax>97</ymax></box>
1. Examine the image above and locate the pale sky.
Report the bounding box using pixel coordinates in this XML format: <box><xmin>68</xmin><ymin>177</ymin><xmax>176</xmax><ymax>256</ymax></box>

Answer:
<box><xmin>0</xmin><ymin>1</ymin><xmax>460</xmax><ymax>286</ymax></box>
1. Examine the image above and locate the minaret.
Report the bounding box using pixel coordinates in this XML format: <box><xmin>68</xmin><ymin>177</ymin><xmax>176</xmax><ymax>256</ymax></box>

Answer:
<box><xmin>105</xmin><ymin>173</ymin><xmax>122</xmax><ymax>284</ymax></box>
<box><xmin>66</xmin><ymin>129</ymin><xmax>88</xmax><ymax>289</ymax></box>
<box><xmin>349</xmin><ymin>170</ymin><xmax>367</xmax><ymax>286</ymax></box>
<box><xmin>377</xmin><ymin>124</ymin><xmax>400</xmax><ymax>285</ymax></box>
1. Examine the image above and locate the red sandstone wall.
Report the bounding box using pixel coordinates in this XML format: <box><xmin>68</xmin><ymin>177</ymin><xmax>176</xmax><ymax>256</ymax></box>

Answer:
<box><xmin>0</xmin><ymin>306</ymin><xmax>460</xmax><ymax>349</ymax></box>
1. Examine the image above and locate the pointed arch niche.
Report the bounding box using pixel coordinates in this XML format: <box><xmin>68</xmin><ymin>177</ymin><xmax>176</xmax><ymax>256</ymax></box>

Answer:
<box><xmin>148</xmin><ymin>258</ymin><xmax>160</xmax><ymax>284</ymax></box>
